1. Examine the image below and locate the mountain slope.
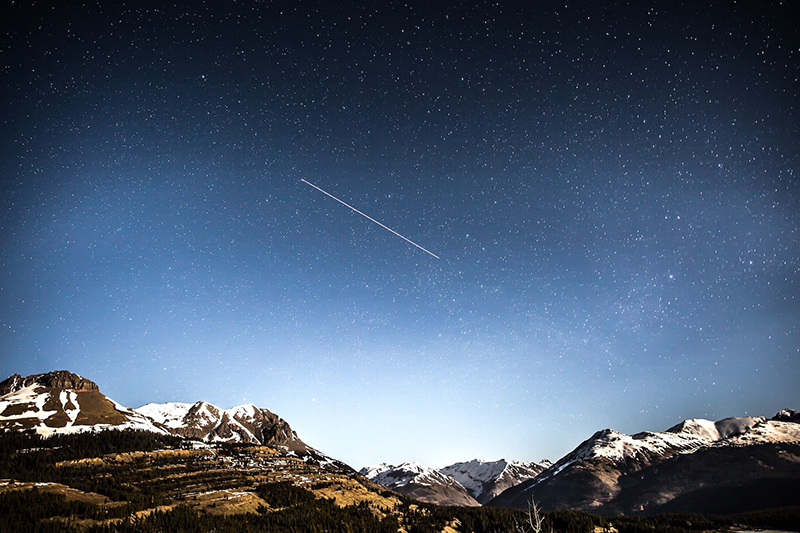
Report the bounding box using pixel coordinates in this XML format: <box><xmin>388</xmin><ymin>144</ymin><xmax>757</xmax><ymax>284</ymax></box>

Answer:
<box><xmin>359</xmin><ymin>461</ymin><xmax>480</xmax><ymax>506</ymax></box>
<box><xmin>488</xmin><ymin>412</ymin><xmax>800</xmax><ymax>515</ymax></box>
<box><xmin>440</xmin><ymin>458</ymin><xmax>550</xmax><ymax>504</ymax></box>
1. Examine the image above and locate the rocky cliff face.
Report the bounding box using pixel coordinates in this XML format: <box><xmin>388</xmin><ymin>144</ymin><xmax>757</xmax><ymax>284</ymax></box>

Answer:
<box><xmin>0</xmin><ymin>371</ymin><xmax>99</xmax><ymax>396</ymax></box>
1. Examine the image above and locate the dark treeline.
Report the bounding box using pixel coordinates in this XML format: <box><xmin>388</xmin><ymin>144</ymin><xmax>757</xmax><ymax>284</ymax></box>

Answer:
<box><xmin>3</xmin><ymin>486</ymin><xmax>800</xmax><ymax>533</ymax></box>
<box><xmin>0</xmin><ymin>429</ymin><xmax>183</xmax><ymax>474</ymax></box>
<box><xmin>88</xmin><ymin>501</ymin><xmax>400</xmax><ymax>533</ymax></box>
<box><xmin>392</xmin><ymin>497</ymin><xmax>605</xmax><ymax>533</ymax></box>
<box><xmin>615</xmin><ymin>507</ymin><xmax>800</xmax><ymax>533</ymax></box>
<box><xmin>256</xmin><ymin>481</ymin><xmax>318</xmax><ymax>509</ymax></box>
<box><xmin>85</xmin><ymin>498</ymin><xmax>591</xmax><ymax>533</ymax></box>
<box><xmin>0</xmin><ymin>430</ymin><xmax>183</xmax><ymax>509</ymax></box>
<box><xmin>733</xmin><ymin>505</ymin><xmax>800</xmax><ymax>531</ymax></box>
<box><xmin>0</xmin><ymin>489</ymin><xmax>140</xmax><ymax>533</ymax></box>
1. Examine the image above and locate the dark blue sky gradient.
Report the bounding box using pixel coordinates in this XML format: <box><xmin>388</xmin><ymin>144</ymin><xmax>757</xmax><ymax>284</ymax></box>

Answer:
<box><xmin>2</xmin><ymin>1</ymin><xmax>798</xmax><ymax>468</ymax></box>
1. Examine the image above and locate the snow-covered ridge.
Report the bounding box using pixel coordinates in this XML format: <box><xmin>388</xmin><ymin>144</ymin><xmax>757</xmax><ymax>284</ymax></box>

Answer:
<box><xmin>531</xmin><ymin>413</ymin><xmax>800</xmax><ymax>488</ymax></box>
<box><xmin>440</xmin><ymin>458</ymin><xmax>549</xmax><ymax>503</ymax></box>
<box><xmin>136</xmin><ymin>400</ymin><xmax>266</xmax><ymax>429</ymax></box>
<box><xmin>571</xmin><ymin>428</ymin><xmax>708</xmax><ymax>464</ymax></box>
<box><xmin>134</xmin><ymin>400</ymin><xmax>301</xmax><ymax>447</ymax></box>
<box><xmin>360</xmin><ymin>457</ymin><xmax>551</xmax><ymax>505</ymax></box>
<box><xmin>723</xmin><ymin>419</ymin><xmax>800</xmax><ymax>446</ymax></box>
<box><xmin>359</xmin><ymin>462</ymin><xmax>394</xmax><ymax>480</ymax></box>
<box><xmin>135</xmin><ymin>402</ymin><xmax>194</xmax><ymax>428</ymax></box>
<box><xmin>360</xmin><ymin>460</ymin><xmax>466</xmax><ymax>489</ymax></box>
<box><xmin>773</xmin><ymin>408</ymin><xmax>800</xmax><ymax>423</ymax></box>
<box><xmin>666</xmin><ymin>416</ymin><xmax>764</xmax><ymax>441</ymax></box>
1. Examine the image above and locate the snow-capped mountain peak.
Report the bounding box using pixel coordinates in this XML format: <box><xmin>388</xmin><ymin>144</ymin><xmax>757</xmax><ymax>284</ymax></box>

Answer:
<box><xmin>439</xmin><ymin>458</ymin><xmax>550</xmax><ymax>504</ymax></box>
<box><xmin>134</xmin><ymin>400</ymin><xmax>302</xmax><ymax>448</ymax></box>
<box><xmin>361</xmin><ymin>460</ymin><xmax>451</xmax><ymax>488</ymax></box>
<box><xmin>772</xmin><ymin>408</ymin><xmax>800</xmax><ymax>423</ymax></box>
<box><xmin>359</xmin><ymin>462</ymin><xmax>393</xmax><ymax>480</ymax></box>
<box><xmin>135</xmin><ymin>402</ymin><xmax>194</xmax><ymax>428</ymax></box>
<box><xmin>0</xmin><ymin>371</ymin><xmax>309</xmax><ymax>454</ymax></box>
<box><xmin>228</xmin><ymin>403</ymin><xmax>259</xmax><ymax>419</ymax></box>
<box><xmin>533</xmin><ymin>414</ymin><xmax>795</xmax><ymax>485</ymax></box>
<box><xmin>359</xmin><ymin>460</ymin><xmax>481</xmax><ymax>507</ymax></box>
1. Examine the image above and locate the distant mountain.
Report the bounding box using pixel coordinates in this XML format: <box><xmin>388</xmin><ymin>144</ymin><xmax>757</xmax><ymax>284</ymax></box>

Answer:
<box><xmin>488</xmin><ymin>411</ymin><xmax>800</xmax><ymax>515</ymax></box>
<box><xmin>440</xmin><ymin>459</ymin><xmax>551</xmax><ymax>504</ymax></box>
<box><xmin>359</xmin><ymin>461</ymin><xmax>481</xmax><ymax>507</ymax></box>
<box><xmin>0</xmin><ymin>371</ymin><xmax>166</xmax><ymax>435</ymax></box>
<box><xmin>358</xmin><ymin>458</ymin><xmax>551</xmax><ymax>506</ymax></box>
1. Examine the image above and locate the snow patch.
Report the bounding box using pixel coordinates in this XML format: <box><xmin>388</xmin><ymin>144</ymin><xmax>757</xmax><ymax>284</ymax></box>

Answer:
<box><xmin>60</xmin><ymin>390</ymin><xmax>80</xmax><ymax>425</ymax></box>
<box><xmin>0</xmin><ymin>385</ymin><xmax>57</xmax><ymax>421</ymax></box>
<box><xmin>228</xmin><ymin>404</ymin><xmax>258</xmax><ymax>419</ymax></box>
<box><xmin>669</xmin><ymin>417</ymin><xmax>764</xmax><ymax>441</ymax></box>
<box><xmin>136</xmin><ymin>402</ymin><xmax>194</xmax><ymax>427</ymax></box>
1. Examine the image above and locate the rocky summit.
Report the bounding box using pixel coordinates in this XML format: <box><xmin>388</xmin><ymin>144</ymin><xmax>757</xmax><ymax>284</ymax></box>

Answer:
<box><xmin>0</xmin><ymin>370</ymin><xmax>99</xmax><ymax>395</ymax></box>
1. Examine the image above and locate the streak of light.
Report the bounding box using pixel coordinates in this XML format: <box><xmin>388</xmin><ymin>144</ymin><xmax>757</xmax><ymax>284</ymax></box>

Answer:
<box><xmin>301</xmin><ymin>179</ymin><xmax>440</xmax><ymax>259</ymax></box>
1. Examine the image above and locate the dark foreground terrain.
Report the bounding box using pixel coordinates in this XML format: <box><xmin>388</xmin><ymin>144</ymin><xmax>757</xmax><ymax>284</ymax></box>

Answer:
<box><xmin>2</xmin><ymin>430</ymin><xmax>799</xmax><ymax>533</ymax></box>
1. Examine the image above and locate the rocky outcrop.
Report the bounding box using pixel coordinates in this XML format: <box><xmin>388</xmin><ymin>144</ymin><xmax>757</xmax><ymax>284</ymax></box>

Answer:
<box><xmin>0</xmin><ymin>371</ymin><xmax>99</xmax><ymax>395</ymax></box>
<box><xmin>772</xmin><ymin>408</ymin><xmax>800</xmax><ymax>423</ymax></box>
<box><xmin>224</xmin><ymin>406</ymin><xmax>299</xmax><ymax>446</ymax></box>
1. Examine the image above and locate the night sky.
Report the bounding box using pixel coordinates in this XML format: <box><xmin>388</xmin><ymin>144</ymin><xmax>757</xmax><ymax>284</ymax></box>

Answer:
<box><xmin>2</xmin><ymin>1</ymin><xmax>798</xmax><ymax>469</ymax></box>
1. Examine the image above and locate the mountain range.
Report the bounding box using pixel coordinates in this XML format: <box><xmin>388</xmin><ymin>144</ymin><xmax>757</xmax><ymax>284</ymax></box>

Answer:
<box><xmin>359</xmin><ymin>461</ymin><xmax>484</xmax><ymax>506</ymax></box>
<box><xmin>359</xmin><ymin>458</ymin><xmax>551</xmax><ymax>506</ymax></box>
<box><xmin>2</xmin><ymin>370</ymin><xmax>799</xmax><ymax>516</ymax></box>
<box><xmin>360</xmin><ymin>413</ymin><xmax>800</xmax><ymax>513</ymax></box>
<box><xmin>489</xmin><ymin>411</ymin><xmax>800</xmax><ymax>515</ymax></box>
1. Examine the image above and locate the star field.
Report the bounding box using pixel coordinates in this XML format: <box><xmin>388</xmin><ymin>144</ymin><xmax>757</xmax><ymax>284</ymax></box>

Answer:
<box><xmin>1</xmin><ymin>1</ymin><xmax>798</xmax><ymax>468</ymax></box>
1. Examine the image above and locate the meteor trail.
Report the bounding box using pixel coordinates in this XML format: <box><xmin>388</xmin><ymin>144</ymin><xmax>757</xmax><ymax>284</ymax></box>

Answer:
<box><xmin>301</xmin><ymin>179</ymin><xmax>439</xmax><ymax>259</ymax></box>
